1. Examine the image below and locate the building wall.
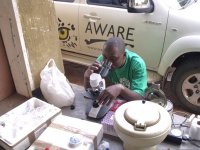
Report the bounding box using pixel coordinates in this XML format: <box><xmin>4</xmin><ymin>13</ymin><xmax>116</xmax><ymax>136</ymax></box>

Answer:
<box><xmin>17</xmin><ymin>0</ymin><xmax>64</xmax><ymax>88</ymax></box>
<box><xmin>0</xmin><ymin>0</ymin><xmax>63</xmax><ymax>97</ymax></box>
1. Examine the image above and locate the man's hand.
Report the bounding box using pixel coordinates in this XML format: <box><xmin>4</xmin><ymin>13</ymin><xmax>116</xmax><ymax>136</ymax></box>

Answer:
<box><xmin>84</xmin><ymin>61</ymin><xmax>102</xmax><ymax>79</ymax></box>
<box><xmin>84</xmin><ymin>61</ymin><xmax>102</xmax><ymax>89</ymax></box>
<box><xmin>97</xmin><ymin>84</ymin><xmax>124</xmax><ymax>105</ymax></box>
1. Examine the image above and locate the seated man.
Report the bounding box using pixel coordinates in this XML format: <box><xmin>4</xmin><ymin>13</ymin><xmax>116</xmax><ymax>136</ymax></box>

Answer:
<box><xmin>84</xmin><ymin>37</ymin><xmax>147</xmax><ymax>105</ymax></box>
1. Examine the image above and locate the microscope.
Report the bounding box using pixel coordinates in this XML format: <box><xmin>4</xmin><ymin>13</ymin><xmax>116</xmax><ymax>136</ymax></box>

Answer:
<box><xmin>85</xmin><ymin>60</ymin><xmax>112</xmax><ymax>119</ymax></box>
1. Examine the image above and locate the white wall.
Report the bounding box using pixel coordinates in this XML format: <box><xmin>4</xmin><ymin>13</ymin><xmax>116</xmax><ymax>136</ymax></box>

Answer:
<box><xmin>0</xmin><ymin>0</ymin><xmax>63</xmax><ymax>98</ymax></box>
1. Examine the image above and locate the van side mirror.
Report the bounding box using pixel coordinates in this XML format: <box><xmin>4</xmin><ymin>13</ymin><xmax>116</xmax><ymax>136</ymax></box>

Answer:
<box><xmin>127</xmin><ymin>0</ymin><xmax>154</xmax><ymax>13</ymax></box>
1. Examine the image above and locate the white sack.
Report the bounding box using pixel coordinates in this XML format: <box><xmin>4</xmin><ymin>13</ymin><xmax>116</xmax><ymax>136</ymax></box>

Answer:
<box><xmin>40</xmin><ymin>59</ymin><xmax>75</xmax><ymax>108</ymax></box>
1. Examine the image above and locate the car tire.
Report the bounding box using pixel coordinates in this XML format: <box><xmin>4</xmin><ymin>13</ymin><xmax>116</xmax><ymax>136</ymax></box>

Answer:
<box><xmin>171</xmin><ymin>58</ymin><xmax>200</xmax><ymax>114</ymax></box>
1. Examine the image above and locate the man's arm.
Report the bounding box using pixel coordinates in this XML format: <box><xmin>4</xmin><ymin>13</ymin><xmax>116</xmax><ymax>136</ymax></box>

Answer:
<box><xmin>119</xmin><ymin>84</ymin><xmax>144</xmax><ymax>101</ymax></box>
<box><xmin>97</xmin><ymin>84</ymin><xmax>144</xmax><ymax>105</ymax></box>
<box><xmin>83</xmin><ymin>61</ymin><xmax>102</xmax><ymax>90</ymax></box>
<box><xmin>83</xmin><ymin>75</ymin><xmax>90</xmax><ymax>90</ymax></box>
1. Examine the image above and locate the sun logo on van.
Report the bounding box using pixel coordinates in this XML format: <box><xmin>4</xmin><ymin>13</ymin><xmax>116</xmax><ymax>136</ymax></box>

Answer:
<box><xmin>58</xmin><ymin>18</ymin><xmax>77</xmax><ymax>48</ymax></box>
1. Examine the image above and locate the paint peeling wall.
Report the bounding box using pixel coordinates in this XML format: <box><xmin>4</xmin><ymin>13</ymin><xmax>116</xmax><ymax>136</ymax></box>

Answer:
<box><xmin>17</xmin><ymin>0</ymin><xmax>64</xmax><ymax>88</ymax></box>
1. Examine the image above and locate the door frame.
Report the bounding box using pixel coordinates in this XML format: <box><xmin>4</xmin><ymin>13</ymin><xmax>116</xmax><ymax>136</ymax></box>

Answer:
<box><xmin>0</xmin><ymin>0</ymin><xmax>32</xmax><ymax>98</ymax></box>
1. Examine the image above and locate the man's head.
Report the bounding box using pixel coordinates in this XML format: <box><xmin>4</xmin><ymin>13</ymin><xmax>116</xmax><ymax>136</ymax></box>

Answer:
<box><xmin>102</xmin><ymin>37</ymin><xmax>126</xmax><ymax>69</ymax></box>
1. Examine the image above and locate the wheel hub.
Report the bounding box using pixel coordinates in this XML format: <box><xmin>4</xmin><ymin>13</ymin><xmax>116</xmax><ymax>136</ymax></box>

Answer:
<box><xmin>182</xmin><ymin>73</ymin><xmax>200</xmax><ymax>106</ymax></box>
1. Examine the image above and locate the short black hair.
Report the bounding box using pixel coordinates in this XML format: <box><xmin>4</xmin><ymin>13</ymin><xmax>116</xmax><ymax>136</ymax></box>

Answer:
<box><xmin>104</xmin><ymin>37</ymin><xmax>125</xmax><ymax>53</ymax></box>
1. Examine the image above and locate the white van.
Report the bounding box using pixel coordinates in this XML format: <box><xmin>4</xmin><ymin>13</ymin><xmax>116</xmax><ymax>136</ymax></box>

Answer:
<box><xmin>54</xmin><ymin>0</ymin><xmax>200</xmax><ymax>113</ymax></box>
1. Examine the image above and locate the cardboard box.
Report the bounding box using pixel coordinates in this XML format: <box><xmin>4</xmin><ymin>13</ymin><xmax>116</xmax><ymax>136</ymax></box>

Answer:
<box><xmin>28</xmin><ymin>115</ymin><xmax>103</xmax><ymax>150</ymax></box>
<box><xmin>101</xmin><ymin>100</ymin><xmax>127</xmax><ymax>137</ymax></box>
<box><xmin>101</xmin><ymin>111</ymin><xmax>117</xmax><ymax>137</ymax></box>
<box><xmin>0</xmin><ymin>97</ymin><xmax>61</xmax><ymax>150</ymax></box>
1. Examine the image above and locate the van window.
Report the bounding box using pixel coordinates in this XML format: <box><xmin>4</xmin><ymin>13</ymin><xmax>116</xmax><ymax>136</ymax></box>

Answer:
<box><xmin>87</xmin><ymin>0</ymin><xmax>127</xmax><ymax>8</ymax></box>
<box><xmin>54</xmin><ymin>0</ymin><xmax>74</xmax><ymax>2</ymax></box>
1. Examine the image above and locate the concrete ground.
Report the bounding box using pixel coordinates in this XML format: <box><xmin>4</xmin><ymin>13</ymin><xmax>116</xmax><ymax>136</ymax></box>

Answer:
<box><xmin>0</xmin><ymin>61</ymin><xmax>196</xmax><ymax>150</ymax></box>
<box><xmin>0</xmin><ymin>83</ymin><xmax>197</xmax><ymax>150</ymax></box>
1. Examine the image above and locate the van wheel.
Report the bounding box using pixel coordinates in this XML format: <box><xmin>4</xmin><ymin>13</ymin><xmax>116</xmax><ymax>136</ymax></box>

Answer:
<box><xmin>171</xmin><ymin>59</ymin><xmax>200</xmax><ymax>114</ymax></box>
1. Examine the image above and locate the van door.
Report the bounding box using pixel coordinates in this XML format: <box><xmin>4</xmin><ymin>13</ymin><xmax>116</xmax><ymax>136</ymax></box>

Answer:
<box><xmin>79</xmin><ymin>0</ymin><xmax>169</xmax><ymax>69</ymax></box>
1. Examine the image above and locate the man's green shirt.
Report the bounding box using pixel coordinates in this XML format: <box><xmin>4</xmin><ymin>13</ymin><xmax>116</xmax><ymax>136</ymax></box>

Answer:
<box><xmin>97</xmin><ymin>49</ymin><xmax>147</xmax><ymax>96</ymax></box>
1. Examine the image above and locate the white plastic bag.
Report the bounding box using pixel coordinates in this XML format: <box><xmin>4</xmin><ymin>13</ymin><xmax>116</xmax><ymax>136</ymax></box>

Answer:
<box><xmin>40</xmin><ymin>59</ymin><xmax>75</xmax><ymax>108</ymax></box>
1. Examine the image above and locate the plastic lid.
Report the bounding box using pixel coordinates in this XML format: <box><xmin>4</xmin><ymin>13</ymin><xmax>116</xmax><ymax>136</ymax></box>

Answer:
<box><xmin>124</xmin><ymin>101</ymin><xmax>160</xmax><ymax>129</ymax></box>
<box><xmin>114</xmin><ymin>100</ymin><xmax>171</xmax><ymax>138</ymax></box>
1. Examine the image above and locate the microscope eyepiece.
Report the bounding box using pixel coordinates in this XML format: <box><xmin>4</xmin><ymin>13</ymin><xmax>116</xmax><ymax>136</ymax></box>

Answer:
<box><xmin>99</xmin><ymin>59</ymin><xmax>112</xmax><ymax>78</ymax></box>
